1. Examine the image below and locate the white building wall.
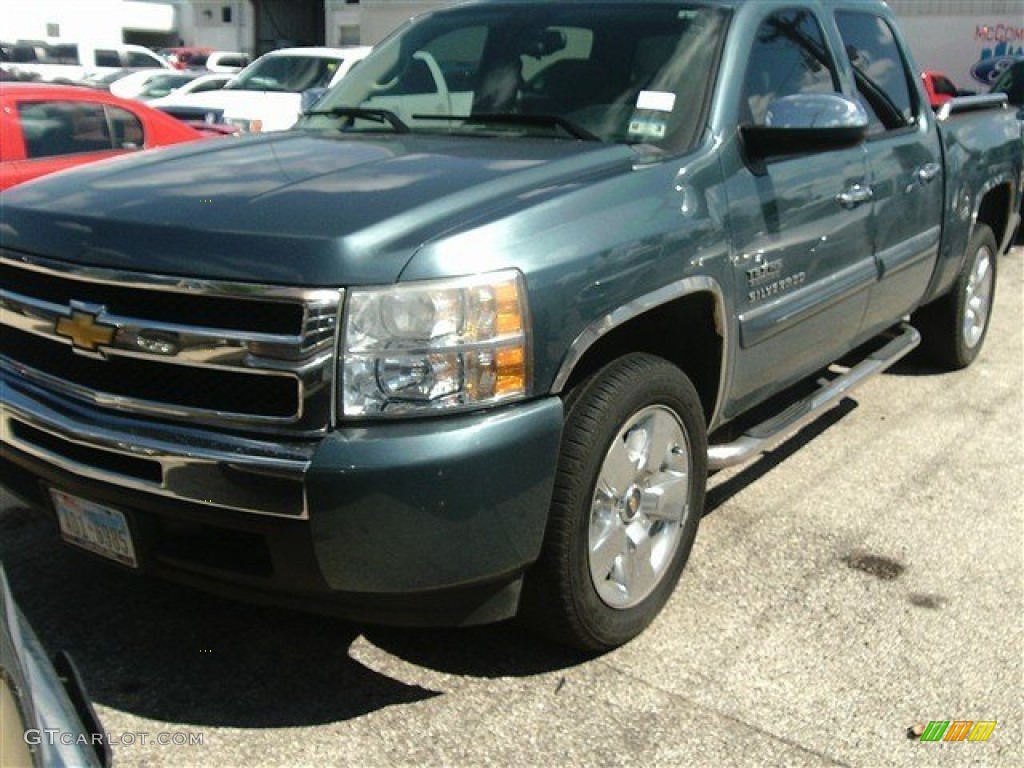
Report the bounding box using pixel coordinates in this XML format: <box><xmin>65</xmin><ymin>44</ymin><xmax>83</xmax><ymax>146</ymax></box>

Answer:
<box><xmin>175</xmin><ymin>1</ymin><xmax>253</xmax><ymax>52</ymax></box>
<box><xmin>2</xmin><ymin>0</ymin><xmax>174</xmax><ymax>46</ymax></box>
<box><xmin>325</xmin><ymin>0</ymin><xmax>362</xmax><ymax>47</ymax></box>
<box><xmin>359</xmin><ymin>1</ymin><xmax>449</xmax><ymax>45</ymax></box>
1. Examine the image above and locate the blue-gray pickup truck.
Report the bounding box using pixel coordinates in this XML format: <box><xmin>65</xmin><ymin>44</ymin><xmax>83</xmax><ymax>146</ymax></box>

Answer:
<box><xmin>2</xmin><ymin>0</ymin><xmax>1021</xmax><ymax>650</ymax></box>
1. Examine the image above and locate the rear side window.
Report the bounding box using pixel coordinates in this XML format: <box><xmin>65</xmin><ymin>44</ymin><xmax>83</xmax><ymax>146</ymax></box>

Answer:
<box><xmin>48</xmin><ymin>44</ymin><xmax>79</xmax><ymax>64</ymax></box>
<box><xmin>107</xmin><ymin>105</ymin><xmax>145</xmax><ymax>148</ymax></box>
<box><xmin>17</xmin><ymin>101</ymin><xmax>143</xmax><ymax>158</ymax></box>
<box><xmin>742</xmin><ymin>8</ymin><xmax>840</xmax><ymax>125</ymax></box>
<box><xmin>95</xmin><ymin>49</ymin><xmax>120</xmax><ymax>67</ymax></box>
<box><xmin>10</xmin><ymin>46</ymin><xmax>41</xmax><ymax>63</ymax></box>
<box><xmin>835</xmin><ymin>11</ymin><xmax>918</xmax><ymax>133</ymax></box>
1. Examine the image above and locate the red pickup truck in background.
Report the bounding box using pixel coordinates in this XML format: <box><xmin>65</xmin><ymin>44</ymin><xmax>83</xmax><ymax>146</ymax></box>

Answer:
<box><xmin>921</xmin><ymin>69</ymin><xmax>974</xmax><ymax>109</ymax></box>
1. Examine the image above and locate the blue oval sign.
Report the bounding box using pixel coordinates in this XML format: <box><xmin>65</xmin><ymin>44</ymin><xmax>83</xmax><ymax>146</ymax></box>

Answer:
<box><xmin>971</xmin><ymin>55</ymin><xmax>1016</xmax><ymax>86</ymax></box>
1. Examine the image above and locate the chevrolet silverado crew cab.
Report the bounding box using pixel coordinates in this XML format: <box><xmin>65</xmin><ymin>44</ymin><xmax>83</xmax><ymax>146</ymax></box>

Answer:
<box><xmin>1</xmin><ymin>0</ymin><xmax>1021</xmax><ymax>651</ymax></box>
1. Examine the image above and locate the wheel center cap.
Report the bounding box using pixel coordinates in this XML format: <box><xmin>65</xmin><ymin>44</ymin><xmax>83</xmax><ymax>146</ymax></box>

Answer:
<box><xmin>621</xmin><ymin>486</ymin><xmax>644</xmax><ymax>523</ymax></box>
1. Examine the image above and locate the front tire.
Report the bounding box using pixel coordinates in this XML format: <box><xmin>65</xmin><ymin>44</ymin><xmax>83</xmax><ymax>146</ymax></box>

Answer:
<box><xmin>915</xmin><ymin>224</ymin><xmax>998</xmax><ymax>369</ymax></box>
<box><xmin>521</xmin><ymin>354</ymin><xmax>707</xmax><ymax>651</ymax></box>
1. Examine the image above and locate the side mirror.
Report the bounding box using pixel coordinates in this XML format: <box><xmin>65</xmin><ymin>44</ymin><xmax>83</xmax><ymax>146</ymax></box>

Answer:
<box><xmin>741</xmin><ymin>93</ymin><xmax>869</xmax><ymax>160</ymax></box>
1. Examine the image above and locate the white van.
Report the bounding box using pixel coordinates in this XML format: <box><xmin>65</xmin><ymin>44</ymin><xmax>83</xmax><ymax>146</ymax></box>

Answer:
<box><xmin>6</xmin><ymin>42</ymin><xmax>170</xmax><ymax>83</ymax></box>
<box><xmin>152</xmin><ymin>46</ymin><xmax>371</xmax><ymax>133</ymax></box>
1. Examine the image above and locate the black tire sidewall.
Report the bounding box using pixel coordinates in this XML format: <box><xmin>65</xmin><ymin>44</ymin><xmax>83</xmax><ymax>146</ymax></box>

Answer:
<box><xmin>559</xmin><ymin>354</ymin><xmax>707</xmax><ymax>649</ymax></box>
<box><xmin>950</xmin><ymin>226</ymin><xmax>998</xmax><ymax>367</ymax></box>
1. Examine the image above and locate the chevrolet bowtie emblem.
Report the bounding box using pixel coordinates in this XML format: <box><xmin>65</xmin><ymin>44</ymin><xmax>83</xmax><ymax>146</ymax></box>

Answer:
<box><xmin>56</xmin><ymin>310</ymin><xmax>117</xmax><ymax>353</ymax></box>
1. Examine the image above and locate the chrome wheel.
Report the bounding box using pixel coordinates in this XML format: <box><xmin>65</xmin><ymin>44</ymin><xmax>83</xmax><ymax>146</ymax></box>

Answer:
<box><xmin>913</xmin><ymin>224</ymin><xmax>997</xmax><ymax>370</ymax></box>
<box><xmin>588</xmin><ymin>405</ymin><xmax>692</xmax><ymax>609</ymax></box>
<box><xmin>962</xmin><ymin>243</ymin><xmax>994</xmax><ymax>350</ymax></box>
<box><xmin>520</xmin><ymin>353</ymin><xmax>706</xmax><ymax>650</ymax></box>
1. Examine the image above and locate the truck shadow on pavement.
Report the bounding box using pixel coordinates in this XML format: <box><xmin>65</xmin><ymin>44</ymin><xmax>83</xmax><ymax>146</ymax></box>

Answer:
<box><xmin>0</xmin><ymin>503</ymin><xmax>584</xmax><ymax>728</ymax></box>
<box><xmin>0</xmin><ymin>377</ymin><xmax>921</xmax><ymax>729</ymax></box>
<box><xmin>705</xmin><ymin>398</ymin><xmax>858</xmax><ymax>514</ymax></box>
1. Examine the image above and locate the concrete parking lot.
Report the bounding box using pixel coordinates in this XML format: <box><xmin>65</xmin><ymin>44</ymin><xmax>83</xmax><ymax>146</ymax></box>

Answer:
<box><xmin>2</xmin><ymin>248</ymin><xmax>1021</xmax><ymax>768</ymax></box>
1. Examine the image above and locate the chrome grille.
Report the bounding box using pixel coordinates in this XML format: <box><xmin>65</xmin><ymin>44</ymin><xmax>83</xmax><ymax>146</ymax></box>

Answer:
<box><xmin>0</xmin><ymin>251</ymin><xmax>341</xmax><ymax>433</ymax></box>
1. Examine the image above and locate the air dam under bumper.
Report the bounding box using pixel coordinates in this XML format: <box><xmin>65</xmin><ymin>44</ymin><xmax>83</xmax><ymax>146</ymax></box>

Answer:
<box><xmin>0</xmin><ymin>375</ymin><xmax>564</xmax><ymax>626</ymax></box>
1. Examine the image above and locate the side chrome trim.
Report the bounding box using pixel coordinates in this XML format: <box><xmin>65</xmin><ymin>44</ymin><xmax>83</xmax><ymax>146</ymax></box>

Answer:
<box><xmin>936</xmin><ymin>93</ymin><xmax>1007</xmax><ymax>121</ymax></box>
<box><xmin>1</xmin><ymin>373</ymin><xmax>313</xmax><ymax>518</ymax></box>
<box><xmin>550</xmin><ymin>276</ymin><xmax>731</xmax><ymax>429</ymax></box>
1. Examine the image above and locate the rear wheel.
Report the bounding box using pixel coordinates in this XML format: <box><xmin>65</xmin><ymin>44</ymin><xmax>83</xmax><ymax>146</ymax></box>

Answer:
<box><xmin>915</xmin><ymin>224</ymin><xmax>997</xmax><ymax>369</ymax></box>
<box><xmin>521</xmin><ymin>354</ymin><xmax>707</xmax><ymax>651</ymax></box>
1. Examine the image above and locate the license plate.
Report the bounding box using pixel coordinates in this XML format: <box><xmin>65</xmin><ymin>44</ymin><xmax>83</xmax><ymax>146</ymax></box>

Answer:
<box><xmin>51</xmin><ymin>490</ymin><xmax>137</xmax><ymax>568</ymax></box>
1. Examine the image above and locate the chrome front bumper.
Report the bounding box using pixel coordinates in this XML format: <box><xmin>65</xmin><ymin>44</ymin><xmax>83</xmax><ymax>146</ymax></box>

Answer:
<box><xmin>1</xmin><ymin>373</ymin><xmax>313</xmax><ymax>518</ymax></box>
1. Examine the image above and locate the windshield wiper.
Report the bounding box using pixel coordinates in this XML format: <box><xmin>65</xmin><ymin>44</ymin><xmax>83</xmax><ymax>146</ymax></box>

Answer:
<box><xmin>416</xmin><ymin>113</ymin><xmax>600</xmax><ymax>141</ymax></box>
<box><xmin>302</xmin><ymin>106</ymin><xmax>410</xmax><ymax>133</ymax></box>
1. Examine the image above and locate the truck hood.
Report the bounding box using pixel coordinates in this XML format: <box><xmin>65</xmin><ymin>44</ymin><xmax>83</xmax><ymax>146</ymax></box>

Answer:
<box><xmin>1</xmin><ymin>131</ymin><xmax>636</xmax><ymax>286</ymax></box>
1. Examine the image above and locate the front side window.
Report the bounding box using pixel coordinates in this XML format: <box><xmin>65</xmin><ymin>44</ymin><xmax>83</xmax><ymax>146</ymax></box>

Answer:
<box><xmin>18</xmin><ymin>101</ymin><xmax>143</xmax><ymax>158</ymax></box>
<box><xmin>48</xmin><ymin>44</ymin><xmax>79</xmax><ymax>64</ymax></box>
<box><xmin>835</xmin><ymin>11</ymin><xmax>918</xmax><ymax>133</ymax></box>
<box><xmin>741</xmin><ymin>8</ymin><xmax>839</xmax><ymax>125</ymax></box>
<box><xmin>301</xmin><ymin>3</ymin><xmax>729</xmax><ymax>152</ymax></box>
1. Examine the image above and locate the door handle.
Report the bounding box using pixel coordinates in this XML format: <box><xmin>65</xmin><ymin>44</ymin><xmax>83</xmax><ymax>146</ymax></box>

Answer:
<box><xmin>915</xmin><ymin>163</ymin><xmax>941</xmax><ymax>184</ymax></box>
<box><xmin>837</xmin><ymin>183</ymin><xmax>874</xmax><ymax>209</ymax></box>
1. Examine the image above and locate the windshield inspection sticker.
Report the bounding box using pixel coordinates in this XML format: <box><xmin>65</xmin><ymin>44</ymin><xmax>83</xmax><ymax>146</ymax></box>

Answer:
<box><xmin>636</xmin><ymin>90</ymin><xmax>676</xmax><ymax>112</ymax></box>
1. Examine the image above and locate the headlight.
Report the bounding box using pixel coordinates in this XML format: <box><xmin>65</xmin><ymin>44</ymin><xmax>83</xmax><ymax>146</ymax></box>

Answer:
<box><xmin>340</xmin><ymin>270</ymin><xmax>530</xmax><ymax>417</ymax></box>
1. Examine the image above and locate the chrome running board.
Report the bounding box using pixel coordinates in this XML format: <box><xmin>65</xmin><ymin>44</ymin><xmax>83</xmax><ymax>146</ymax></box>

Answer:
<box><xmin>708</xmin><ymin>323</ymin><xmax>920</xmax><ymax>470</ymax></box>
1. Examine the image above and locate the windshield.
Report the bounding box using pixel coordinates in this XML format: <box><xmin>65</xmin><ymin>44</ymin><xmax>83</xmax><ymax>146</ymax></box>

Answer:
<box><xmin>227</xmin><ymin>54</ymin><xmax>344</xmax><ymax>92</ymax></box>
<box><xmin>300</xmin><ymin>3</ymin><xmax>728</xmax><ymax>149</ymax></box>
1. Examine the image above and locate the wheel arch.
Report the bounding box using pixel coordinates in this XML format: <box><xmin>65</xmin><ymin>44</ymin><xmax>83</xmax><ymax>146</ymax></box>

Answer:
<box><xmin>975</xmin><ymin>181</ymin><xmax>1014</xmax><ymax>255</ymax></box>
<box><xmin>550</xmin><ymin>277</ymin><xmax>728</xmax><ymax>429</ymax></box>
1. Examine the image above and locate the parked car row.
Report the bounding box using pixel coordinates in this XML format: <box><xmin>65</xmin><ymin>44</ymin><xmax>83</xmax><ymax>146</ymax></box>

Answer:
<box><xmin>151</xmin><ymin>46</ymin><xmax>371</xmax><ymax>133</ymax></box>
<box><xmin>105</xmin><ymin>69</ymin><xmax>233</xmax><ymax>101</ymax></box>
<box><xmin>0</xmin><ymin>41</ymin><xmax>171</xmax><ymax>83</ymax></box>
<box><xmin>1</xmin><ymin>40</ymin><xmax>248</xmax><ymax>85</ymax></box>
<box><xmin>0</xmin><ymin>43</ymin><xmax>376</xmax><ymax>191</ymax></box>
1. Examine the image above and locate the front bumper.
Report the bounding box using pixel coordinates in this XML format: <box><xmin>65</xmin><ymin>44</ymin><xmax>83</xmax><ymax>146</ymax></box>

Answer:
<box><xmin>0</xmin><ymin>372</ymin><xmax>563</xmax><ymax>625</ymax></box>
